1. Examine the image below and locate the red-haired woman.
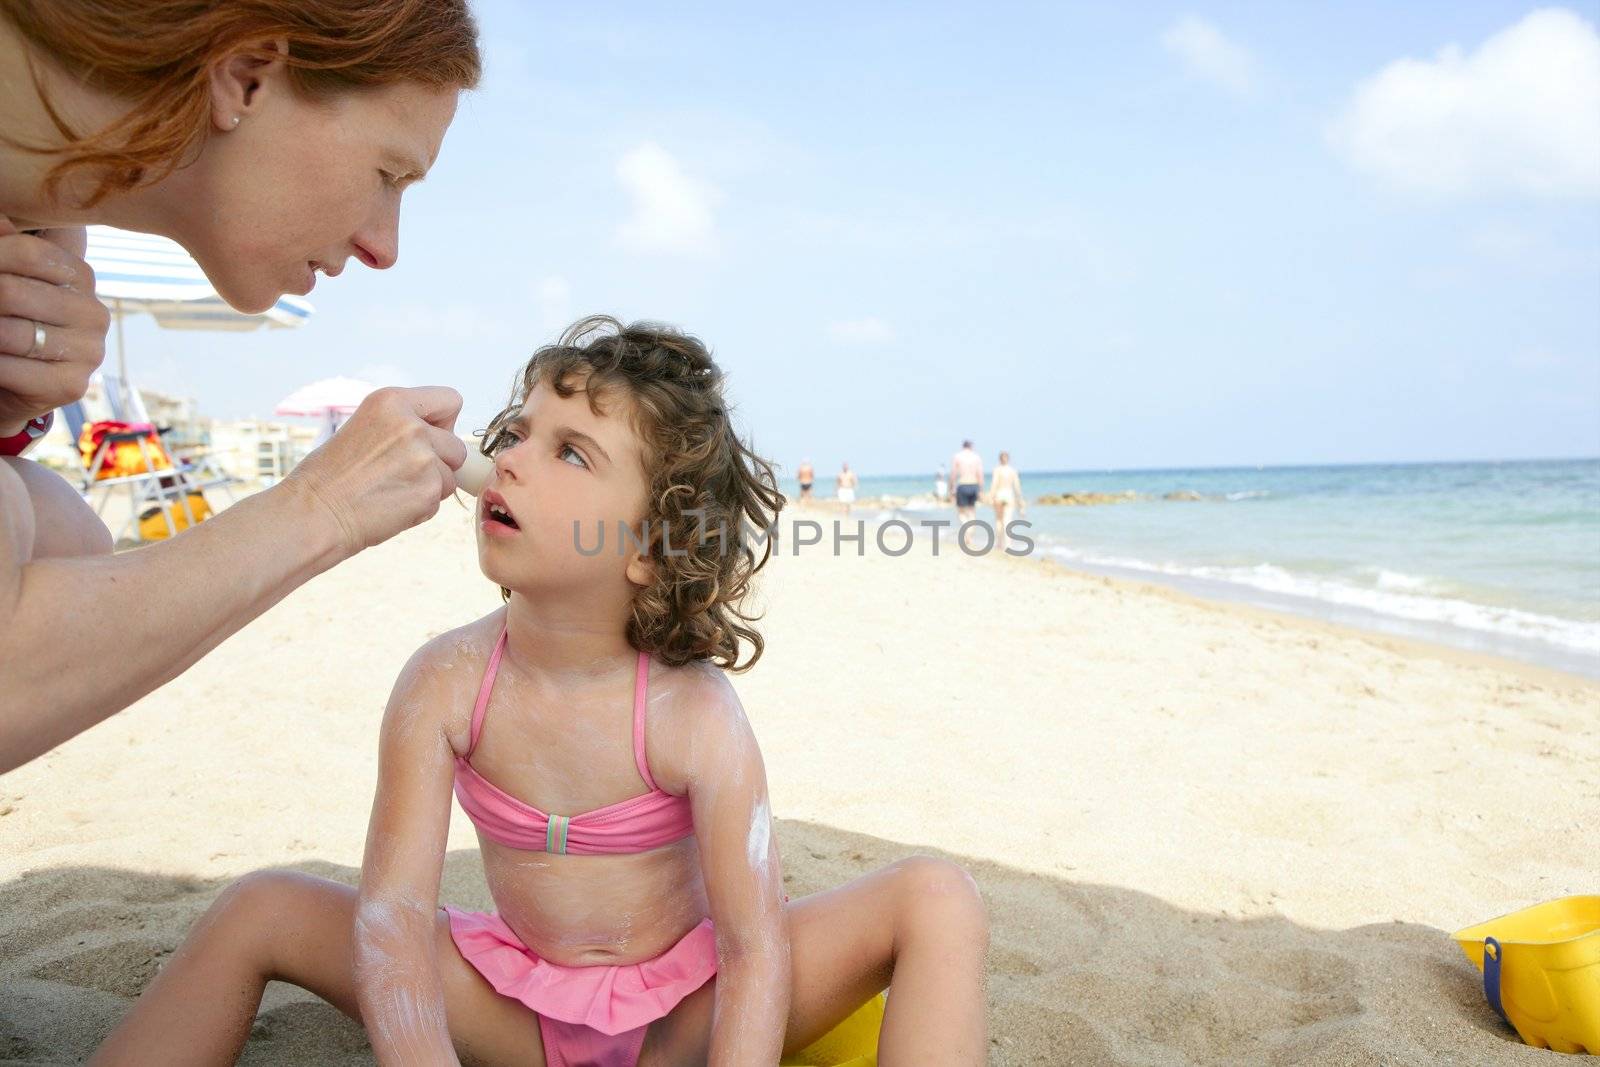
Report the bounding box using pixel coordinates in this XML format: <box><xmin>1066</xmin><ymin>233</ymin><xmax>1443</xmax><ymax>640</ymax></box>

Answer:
<box><xmin>0</xmin><ymin>1</ymin><xmax>482</xmax><ymax>771</ymax></box>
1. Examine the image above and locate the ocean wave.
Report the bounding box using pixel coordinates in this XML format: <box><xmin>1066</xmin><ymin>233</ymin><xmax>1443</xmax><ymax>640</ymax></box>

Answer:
<box><xmin>1039</xmin><ymin>544</ymin><xmax>1600</xmax><ymax>656</ymax></box>
<box><xmin>1224</xmin><ymin>490</ymin><xmax>1271</xmax><ymax>501</ymax></box>
<box><xmin>1372</xmin><ymin>568</ymin><xmax>1433</xmax><ymax>592</ymax></box>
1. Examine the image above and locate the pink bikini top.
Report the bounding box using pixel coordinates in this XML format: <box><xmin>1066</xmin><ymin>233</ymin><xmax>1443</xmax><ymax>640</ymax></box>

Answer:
<box><xmin>453</xmin><ymin>630</ymin><xmax>695</xmax><ymax>856</ymax></box>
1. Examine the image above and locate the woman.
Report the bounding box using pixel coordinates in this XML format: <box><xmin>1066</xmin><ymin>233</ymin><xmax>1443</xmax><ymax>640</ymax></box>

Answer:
<box><xmin>0</xmin><ymin>0</ymin><xmax>481</xmax><ymax>772</ymax></box>
<box><xmin>989</xmin><ymin>450</ymin><xmax>1025</xmax><ymax>545</ymax></box>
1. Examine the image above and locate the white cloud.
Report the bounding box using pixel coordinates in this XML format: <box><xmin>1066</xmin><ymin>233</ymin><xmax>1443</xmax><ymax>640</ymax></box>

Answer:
<box><xmin>615</xmin><ymin>142</ymin><xmax>719</xmax><ymax>256</ymax></box>
<box><xmin>1512</xmin><ymin>348</ymin><xmax>1571</xmax><ymax>371</ymax></box>
<box><xmin>827</xmin><ymin>317</ymin><xmax>895</xmax><ymax>344</ymax></box>
<box><xmin>350</xmin><ymin>362</ymin><xmax>417</xmax><ymax>387</ymax></box>
<box><xmin>1328</xmin><ymin>8</ymin><xmax>1600</xmax><ymax>198</ymax></box>
<box><xmin>532</xmin><ymin>275</ymin><xmax>572</xmax><ymax>336</ymax></box>
<box><xmin>1161</xmin><ymin>16</ymin><xmax>1257</xmax><ymax>97</ymax></box>
<box><xmin>362</xmin><ymin>301</ymin><xmax>518</xmax><ymax>344</ymax></box>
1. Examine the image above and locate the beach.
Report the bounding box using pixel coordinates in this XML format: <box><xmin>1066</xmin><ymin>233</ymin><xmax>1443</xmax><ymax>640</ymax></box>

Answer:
<box><xmin>1</xmin><ymin>496</ymin><xmax>1596</xmax><ymax>1065</ymax></box>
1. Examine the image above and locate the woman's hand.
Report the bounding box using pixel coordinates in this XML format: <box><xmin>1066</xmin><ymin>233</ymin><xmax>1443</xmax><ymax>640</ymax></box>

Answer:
<box><xmin>284</xmin><ymin>386</ymin><xmax>467</xmax><ymax>556</ymax></box>
<box><xmin>0</xmin><ymin>217</ymin><xmax>109</xmax><ymax>436</ymax></box>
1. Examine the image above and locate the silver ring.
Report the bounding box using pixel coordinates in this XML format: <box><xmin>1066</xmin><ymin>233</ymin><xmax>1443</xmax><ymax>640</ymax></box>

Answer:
<box><xmin>26</xmin><ymin>321</ymin><xmax>45</xmax><ymax>358</ymax></box>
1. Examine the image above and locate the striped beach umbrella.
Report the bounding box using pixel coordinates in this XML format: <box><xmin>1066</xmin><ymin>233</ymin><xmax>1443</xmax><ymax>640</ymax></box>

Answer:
<box><xmin>84</xmin><ymin>226</ymin><xmax>313</xmax><ymax>408</ymax></box>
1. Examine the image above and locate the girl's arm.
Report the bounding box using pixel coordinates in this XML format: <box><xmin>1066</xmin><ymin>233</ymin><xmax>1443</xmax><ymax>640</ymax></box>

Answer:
<box><xmin>354</xmin><ymin>644</ymin><xmax>462</xmax><ymax>1065</ymax></box>
<box><xmin>682</xmin><ymin>673</ymin><xmax>791</xmax><ymax>1065</ymax></box>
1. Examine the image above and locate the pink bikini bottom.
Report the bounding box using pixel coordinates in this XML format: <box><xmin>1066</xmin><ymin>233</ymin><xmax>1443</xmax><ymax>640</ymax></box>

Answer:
<box><xmin>445</xmin><ymin>907</ymin><xmax>719</xmax><ymax>1067</ymax></box>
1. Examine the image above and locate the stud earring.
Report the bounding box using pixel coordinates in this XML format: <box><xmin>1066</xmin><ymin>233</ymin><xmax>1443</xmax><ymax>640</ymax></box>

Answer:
<box><xmin>230</xmin><ymin>116</ymin><xmax>241</xmax><ymax>128</ymax></box>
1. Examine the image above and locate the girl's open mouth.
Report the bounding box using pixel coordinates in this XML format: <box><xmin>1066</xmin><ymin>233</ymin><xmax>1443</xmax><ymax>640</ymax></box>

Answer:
<box><xmin>482</xmin><ymin>491</ymin><xmax>520</xmax><ymax>534</ymax></box>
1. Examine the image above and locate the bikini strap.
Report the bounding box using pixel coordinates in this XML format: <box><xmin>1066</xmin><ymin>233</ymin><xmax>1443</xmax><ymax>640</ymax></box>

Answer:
<box><xmin>632</xmin><ymin>649</ymin><xmax>659</xmax><ymax>792</ymax></box>
<box><xmin>465</xmin><ymin>629</ymin><xmax>508</xmax><ymax>758</ymax></box>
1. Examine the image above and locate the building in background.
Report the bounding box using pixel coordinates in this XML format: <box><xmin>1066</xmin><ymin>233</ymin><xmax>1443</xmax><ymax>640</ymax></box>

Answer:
<box><xmin>29</xmin><ymin>382</ymin><xmax>318</xmax><ymax>489</ymax></box>
<box><xmin>206</xmin><ymin>420</ymin><xmax>318</xmax><ymax>486</ymax></box>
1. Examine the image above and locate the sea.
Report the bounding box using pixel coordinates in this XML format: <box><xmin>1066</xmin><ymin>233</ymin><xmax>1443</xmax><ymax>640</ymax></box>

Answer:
<box><xmin>785</xmin><ymin>459</ymin><xmax>1600</xmax><ymax>679</ymax></box>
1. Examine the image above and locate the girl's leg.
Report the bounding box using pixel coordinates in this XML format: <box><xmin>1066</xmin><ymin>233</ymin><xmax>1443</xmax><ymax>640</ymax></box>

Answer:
<box><xmin>646</xmin><ymin>855</ymin><xmax>989</xmax><ymax>1066</ymax></box>
<box><xmin>90</xmin><ymin>870</ymin><xmax>546</xmax><ymax>1067</ymax></box>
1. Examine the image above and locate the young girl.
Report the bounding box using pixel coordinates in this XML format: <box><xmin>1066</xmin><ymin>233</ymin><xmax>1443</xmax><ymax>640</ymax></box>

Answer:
<box><xmin>92</xmin><ymin>317</ymin><xmax>989</xmax><ymax>1066</ymax></box>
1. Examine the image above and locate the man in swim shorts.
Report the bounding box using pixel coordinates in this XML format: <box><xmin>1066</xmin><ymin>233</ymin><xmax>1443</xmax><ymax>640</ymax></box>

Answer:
<box><xmin>951</xmin><ymin>439</ymin><xmax>983</xmax><ymax>520</ymax></box>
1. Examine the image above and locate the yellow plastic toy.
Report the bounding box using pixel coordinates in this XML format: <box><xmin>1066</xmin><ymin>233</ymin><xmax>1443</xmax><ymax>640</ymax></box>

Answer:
<box><xmin>780</xmin><ymin>991</ymin><xmax>885</xmax><ymax>1067</ymax></box>
<box><xmin>1453</xmin><ymin>896</ymin><xmax>1600</xmax><ymax>1054</ymax></box>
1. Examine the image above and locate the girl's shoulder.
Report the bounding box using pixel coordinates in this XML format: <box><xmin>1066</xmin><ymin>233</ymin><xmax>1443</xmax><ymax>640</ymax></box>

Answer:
<box><xmin>389</xmin><ymin>611</ymin><xmax>506</xmax><ymax>753</ymax></box>
<box><xmin>639</xmin><ymin>658</ymin><xmax>755</xmax><ymax>796</ymax></box>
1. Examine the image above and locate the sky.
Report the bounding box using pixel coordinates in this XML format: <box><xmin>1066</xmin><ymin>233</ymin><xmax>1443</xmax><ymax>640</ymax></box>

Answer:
<box><xmin>121</xmin><ymin>1</ymin><xmax>1600</xmax><ymax>476</ymax></box>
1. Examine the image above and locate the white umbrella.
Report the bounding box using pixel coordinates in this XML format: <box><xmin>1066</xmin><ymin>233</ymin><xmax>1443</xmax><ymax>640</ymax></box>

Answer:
<box><xmin>274</xmin><ymin>375</ymin><xmax>377</xmax><ymax>416</ymax></box>
<box><xmin>274</xmin><ymin>376</ymin><xmax>378</xmax><ymax>446</ymax></box>
<box><xmin>85</xmin><ymin>226</ymin><xmax>314</xmax><ymax>412</ymax></box>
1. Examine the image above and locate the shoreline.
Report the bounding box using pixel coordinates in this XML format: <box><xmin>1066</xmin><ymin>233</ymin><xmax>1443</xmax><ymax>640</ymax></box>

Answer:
<box><xmin>788</xmin><ymin>497</ymin><xmax>1599</xmax><ymax>684</ymax></box>
<box><xmin>1009</xmin><ymin>549</ymin><xmax>1599</xmax><ymax>694</ymax></box>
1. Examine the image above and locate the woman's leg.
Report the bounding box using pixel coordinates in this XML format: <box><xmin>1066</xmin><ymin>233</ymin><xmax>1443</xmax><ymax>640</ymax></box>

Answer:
<box><xmin>90</xmin><ymin>870</ymin><xmax>546</xmax><ymax>1067</ymax></box>
<box><xmin>646</xmin><ymin>855</ymin><xmax>990</xmax><ymax>1066</ymax></box>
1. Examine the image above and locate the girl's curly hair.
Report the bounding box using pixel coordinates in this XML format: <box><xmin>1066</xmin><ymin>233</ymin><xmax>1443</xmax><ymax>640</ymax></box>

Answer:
<box><xmin>482</xmin><ymin>315</ymin><xmax>785</xmax><ymax>672</ymax></box>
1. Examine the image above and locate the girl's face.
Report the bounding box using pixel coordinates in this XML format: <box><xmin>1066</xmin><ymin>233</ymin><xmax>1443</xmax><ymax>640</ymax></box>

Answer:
<box><xmin>168</xmin><ymin>66</ymin><xmax>459</xmax><ymax>313</ymax></box>
<box><xmin>477</xmin><ymin>377</ymin><xmax>654</xmax><ymax>599</ymax></box>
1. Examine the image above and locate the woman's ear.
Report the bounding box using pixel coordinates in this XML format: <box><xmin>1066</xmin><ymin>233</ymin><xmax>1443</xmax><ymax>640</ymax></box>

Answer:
<box><xmin>207</xmin><ymin>37</ymin><xmax>289</xmax><ymax>132</ymax></box>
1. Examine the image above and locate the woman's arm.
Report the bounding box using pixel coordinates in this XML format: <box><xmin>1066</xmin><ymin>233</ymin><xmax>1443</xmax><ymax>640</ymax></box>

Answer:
<box><xmin>355</xmin><ymin>642</ymin><xmax>463</xmax><ymax>1065</ymax></box>
<box><xmin>682</xmin><ymin>672</ymin><xmax>790</xmax><ymax>1066</ymax></box>
<box><xmin>0</xmin><ymin>386</ymin><xmax>465</xmax><ymax>773</ymax></box>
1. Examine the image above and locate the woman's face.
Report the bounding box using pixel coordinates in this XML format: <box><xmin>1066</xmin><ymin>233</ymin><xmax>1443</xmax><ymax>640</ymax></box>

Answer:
<box><xmin>173</xmin><ymin>69</ymin><xmax>459</xmax><ymax>313</ymax></box>
<box><xmin>477</xmin><ymin>377</ymin><xmax>655</xmax><ymax>601</ymax></box>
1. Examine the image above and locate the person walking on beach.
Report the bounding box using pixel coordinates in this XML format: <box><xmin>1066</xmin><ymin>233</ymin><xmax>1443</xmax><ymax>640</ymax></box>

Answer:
<box><xmin>0</xmin><ymin>0</ymin><xmax>481</xmax><ymax>772</ymax></box>
<box><xmin>935</xmin><ymin>465</ymin><xmax>948</xmax><ymax>503</ymax></box>
<box><xmin>836</xmin><ymin>461</ymin><xmax>858</xmax><ymax>515</ymax></box>
<box><xmin>951</xmin><ymin>439</ymin><xmax>983</xmax><ymax>517</ymax></box>
<box><xmin>797</xmin><ymin>457</ymin><xmax>815</xmax><ymax>506</ymax></box>
<box><xmin>989</xmin><ymin>450</ymin><xmax>1025</xmax><ymax>548</ymax></box>
<box><xmin>950</xmin><ymin>440</ymin><xmax>983</xmax><ymax>552</ymax></box>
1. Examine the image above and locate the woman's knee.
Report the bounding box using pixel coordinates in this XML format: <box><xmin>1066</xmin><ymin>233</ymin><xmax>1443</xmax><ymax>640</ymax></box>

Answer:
<box><xmin>889</xmin><ymin>856</ymin><xmax>988</xmax><ymax>947</ymax></box>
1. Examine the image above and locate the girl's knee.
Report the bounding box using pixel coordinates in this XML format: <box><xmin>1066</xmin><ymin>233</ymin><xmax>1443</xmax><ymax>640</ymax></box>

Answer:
<box><xmin>890</xmin><ymin>856</ymin><xmax>988</xmax><ymax>943</ymax></box>
<box><xmin>207</xmin><ymin>870</ymin><xmax>335</xmax><ymax>942</ymax></box>
<box><xmin>217</xmin><ymin>869</ymin><xmax>304</xmax><ymax>914</ymax></box>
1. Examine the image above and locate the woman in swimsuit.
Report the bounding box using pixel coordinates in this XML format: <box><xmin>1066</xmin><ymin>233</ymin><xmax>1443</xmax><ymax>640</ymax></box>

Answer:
<box><xmin>92</xmin><ymin>318</ymin><xmax>990</xmax><ymax>1065</ymax></box>
<box><xmin>989</xmin><ymin>451</ymin><xmax>1025</xmax><ymax>547</ymax></box>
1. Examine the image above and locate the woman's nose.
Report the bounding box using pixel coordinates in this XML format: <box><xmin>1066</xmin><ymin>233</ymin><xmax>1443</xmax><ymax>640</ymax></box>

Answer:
<box><xmin>351</xmin><ymin>205</ymin><xmax>400</xmax><ymax>270</ymax></box>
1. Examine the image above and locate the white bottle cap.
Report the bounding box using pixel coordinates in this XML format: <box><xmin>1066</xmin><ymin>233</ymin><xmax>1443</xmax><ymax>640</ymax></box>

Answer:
<box><xmin>455</xmin><ymin>449</ymin><xmax>494</xmax><ymax>497</ymax></box>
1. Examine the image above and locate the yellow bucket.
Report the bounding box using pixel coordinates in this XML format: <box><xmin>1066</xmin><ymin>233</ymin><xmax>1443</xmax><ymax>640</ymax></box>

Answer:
<box><xmin>780</xmin><ymin>991</ymin><xmax>885</xmax><ymax>1067</ymax></box>
<box><xmin>1453</xmin><ymin>896</ymin><xmax>1600</xmax><ymax>1054</ymax></box>
<box><xmin>137</xmin><ymin>490</ymin><xmax>212</xmax><ymax>541</ymax></box>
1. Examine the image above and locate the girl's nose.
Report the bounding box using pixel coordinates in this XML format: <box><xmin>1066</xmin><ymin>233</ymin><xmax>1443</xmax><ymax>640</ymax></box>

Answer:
<box><xmin>493</xmin><ymin>442</ymin><xmax>518</xmax><ymax>481</ymax></box>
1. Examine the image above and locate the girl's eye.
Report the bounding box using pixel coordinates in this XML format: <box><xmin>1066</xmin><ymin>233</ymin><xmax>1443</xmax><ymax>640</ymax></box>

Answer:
<box><xmin>491</xmin><ymin>430</ymin><xmax>522</xmax><ymax>454</ymax></box>
<box><xmin>558</xmin><ymin>444</ymin><xmax>588</xmax><ymax>469</ymax></box>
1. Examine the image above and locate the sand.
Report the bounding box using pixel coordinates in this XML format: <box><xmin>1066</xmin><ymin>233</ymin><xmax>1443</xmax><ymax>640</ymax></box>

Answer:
<box><xmin>1</xmin><ymin>495</ymin><xmax>1596</xmax><ymax>1065</ymax></box>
